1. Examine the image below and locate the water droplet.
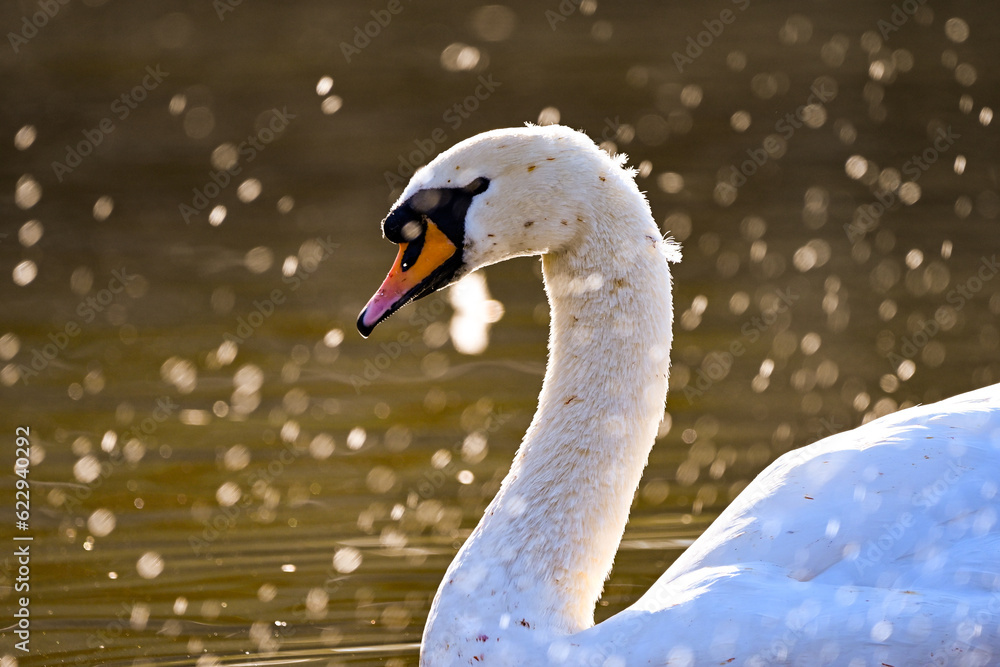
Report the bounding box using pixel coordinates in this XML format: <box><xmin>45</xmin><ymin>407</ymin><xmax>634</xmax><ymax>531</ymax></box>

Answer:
<box><xmin>440</xmin><ymin>43</ymin><xmax>480</xmax><ymax>72</ymax></box>
<box><xmin>316</xmin><ymin>76</ymin><xmax>334</xmax><ymax>96</ymax></box>
<box><xmin>184</xmin><ymin>107</ymin><xmax>215</xmax><ymax>139</ymax></box>
<box><xmin>346</xmin><ymin>427</ymin><xmax>366</xmax><ymax>450</ymax></box>
<box><xmin>93</xmin><ymin>195</ymin><xmax>114</xmax><ymax>221</ymax></box>
<box><xmin>216</xmin><ymin>481</ymin><xmax>241</xmax><ymax>506</ymax></box>
<box><xmin>324</xmin><ymin>329</ymin><xmax>344</xmax><ymax>347</ymax></box>
<box><xmin>333</xmin><ymin>547</ymin><xmax>362</xmax><ymax>573</ymax></box>
<box><xmin>309</xmin><ymin>433</ymin><xmax>335</xmax><ymax>460</ymax></box>
<box><xmin>210</xmin><ymin>143</ymin><xmax>238</xmax><ymax>171</ymax></box>
<box><xmin>88</xmin><ymin>509</ymin><xmax>117</xmax><ymax>537</ymax></box>
<box><xmin>15</xmin><ymin>175</ymin><xmax>42</xmax><ymax>209</ymax></box>
<box><xmin>12</xmin><ymin>260</ymin><xmax>37</xmax><ymax>286</ymax></box>
<box><xmin>136</xmin><ymin>551</ymin><xmax>165</xmax><ymax>579</ymax></box>
<box><xmin>73</xmin><ymin>455</ymin><xmax>100</xmax><ymax>483</ymax></box>
<box><xmin>944</xmin><ymin>17</ymin><xmax>969</xmax><ymax>43</ymax></box>
<box><xmin>321</xmin><ymin>95</ymin><xmax>343</xmax><ymax>115</ymax></box>
<box><xmin>223</xmin><ymin>445</ymin><xmax>250</xmax><ymax>471</ymax></box>
<box><xmin>209</xmin><ymin>204</ymin><xmax>227</xmax><ymax>226</ymax></box>
<box><xmin>237</xmin><ymin>178</ymin><xmax>261</xmax><ymax>203</ymax></box>
<box><xmin>168</xmin><ymin>93</ymin><xmax>187</xmax><ymax>115</ymax></box>
<box><xmin>305</xmin><ymin>587</ymin><xmax>329</xmax><ymax>614</ymax></box>
<box><xmin>845</xmin><ymin>155</ymin><xmax>867</xmax><ymax>180</ymax></box>
<box><xmin>14</xmin><ymin>125</ymin><xmax>37</xmax><ymax>150</ymax></box>
<box><xmin>537</xmin><ymin>106</ymin><xmax>560</xmax><ymax>126</ymax></box>
<box><xmin>730</xmin><ymin>110</ymin><xmax>751</xmax><ymax>132</ymax></box>
<box><xmin>471</xmin><ymin>5</ymin><xmax>516</xmax><ymax>41</ymax></box>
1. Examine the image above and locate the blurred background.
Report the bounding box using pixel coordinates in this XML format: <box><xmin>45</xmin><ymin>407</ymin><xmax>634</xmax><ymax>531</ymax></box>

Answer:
<box><xmin>1</xmin><ymin>0</ymin><xmax>998</xmax><ymax>664</ymax></box>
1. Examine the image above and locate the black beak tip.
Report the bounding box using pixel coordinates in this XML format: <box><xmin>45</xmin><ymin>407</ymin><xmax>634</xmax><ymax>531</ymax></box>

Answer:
<box><xmin>357</xmin><ymin>310</ymin><xmax>375</xmax><ymax>338</ymax></box>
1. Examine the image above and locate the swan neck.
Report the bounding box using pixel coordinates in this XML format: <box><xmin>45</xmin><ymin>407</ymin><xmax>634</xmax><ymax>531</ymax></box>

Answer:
<box><xmin>427</xmin><ymin>180</ymin><xmax>673</xmax><ymax>643</ymax></box>
<box><xmin>524</xmin><ymin>196</ymin><xmax>673</xmax><ymax>629</ymax></box>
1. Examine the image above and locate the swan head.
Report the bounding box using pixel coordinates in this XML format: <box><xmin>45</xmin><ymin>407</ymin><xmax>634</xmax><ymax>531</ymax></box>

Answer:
<box><xmin>358</xmin><ymin>124</ymin><xmax>620</xmax><ymax>336</ymax></box>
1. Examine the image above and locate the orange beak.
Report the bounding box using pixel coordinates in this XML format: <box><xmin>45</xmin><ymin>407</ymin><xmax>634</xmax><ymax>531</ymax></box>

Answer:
<box><xmin>357</xmin><ymin>220</ymin><xmax>459</xmax><ymax>337</ymax></box>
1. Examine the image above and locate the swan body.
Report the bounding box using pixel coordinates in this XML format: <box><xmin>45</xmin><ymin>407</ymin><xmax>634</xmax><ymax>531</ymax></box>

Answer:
<box><xmin>357</xmin><ymin>125</ymin><xmax>1000</xmax><ymax>666</ymax></box>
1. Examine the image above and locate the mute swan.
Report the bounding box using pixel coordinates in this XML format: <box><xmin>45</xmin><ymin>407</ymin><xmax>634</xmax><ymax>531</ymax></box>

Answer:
<box><xmin>357</xmin><ymin>125</ymin><xmax>1000</xmax><ymax>666</ymax></box>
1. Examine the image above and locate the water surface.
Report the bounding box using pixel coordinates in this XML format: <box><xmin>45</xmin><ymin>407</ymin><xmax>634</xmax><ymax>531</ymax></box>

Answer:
<box><xmin>2</xmin><ymin>1</ymin><xmax>999</xmax><ymax>664</ymax></box>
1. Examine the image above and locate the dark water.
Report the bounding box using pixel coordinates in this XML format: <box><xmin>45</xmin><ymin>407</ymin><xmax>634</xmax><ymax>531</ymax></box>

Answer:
<box><xmin>1</xmin><ymin>1</ymin><xmax>999</xmax><ymax>665</ymax></box>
